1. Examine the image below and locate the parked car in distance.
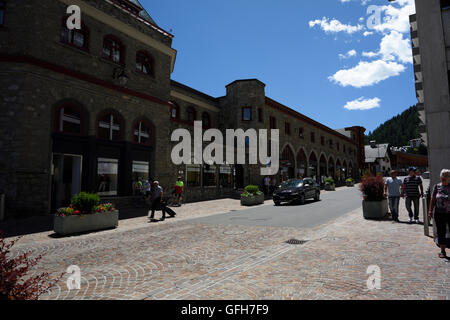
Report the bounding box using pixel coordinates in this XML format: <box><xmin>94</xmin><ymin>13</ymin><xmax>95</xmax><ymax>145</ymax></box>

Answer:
<box><xmin>422</xmin><ymin>171</ymin><xmax>430</xmax><ymax>179</ymax></box>
<box><xmin>273</xmin><ymin>178</ymin><xmax>320</xmax><ymax>206</ymax></box>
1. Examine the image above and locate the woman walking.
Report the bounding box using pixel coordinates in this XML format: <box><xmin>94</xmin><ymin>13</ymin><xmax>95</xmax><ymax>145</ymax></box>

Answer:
<box><xmin>428</xmin><ymin>169</ymin><xmax>450</xmax><ymax>258</ymax></box>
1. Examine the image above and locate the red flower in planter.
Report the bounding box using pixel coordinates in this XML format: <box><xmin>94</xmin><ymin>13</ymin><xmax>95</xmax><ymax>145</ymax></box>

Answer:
<box><xmin>74</xmin><ymin>210</ymin><xmax>80</xmax><ymax>215</ymax></box>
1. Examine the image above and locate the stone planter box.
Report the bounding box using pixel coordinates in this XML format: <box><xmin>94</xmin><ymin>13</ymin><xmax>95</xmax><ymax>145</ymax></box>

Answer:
<box><xmin>241</xmin><ymin>193</ymin><xmax>265</xmax><ymax>206</ymax></box>
<box><xmin>346</xmin><ymin>181</ymin><xmax>355</xmax><ymax>187</ymax></box>
<box><xmin>54</xmin><ymin>210</ymin><xmax>119</xmax><ymax>236</ymax></box>
<box><xmin>324</xmin><ymin>184</ymin><xmax>335</xmax><ymax>191</ymax></box>
<box><xmin>362</xmin><ymin>199</ymin><xmax>388</xmax><ymax>219</ymax></box>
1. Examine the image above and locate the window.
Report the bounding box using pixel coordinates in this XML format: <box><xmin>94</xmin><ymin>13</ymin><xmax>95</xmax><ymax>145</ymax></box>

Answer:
<box><xmin>132</xmin><ymin>161</ymin><xmax>149</xmax><ymax>196</ymax></box>
<box><xmin>203</xmin><ymin>164</ymin><xmax>217</xmax><ymax>187</ymax></box>
<box><xmin>169</xmin><ymin>101</ymin><xmax>180</xmax><ymax>119</ymax></box>
<box><xmin>136</xmin><ymin>51</ymin><xmax>153</xmax><ymax>75</ymax></box>
<box><xmin>202</xmin><ymin>112</ymin><xmax>211</xmax><ymax>128</ymax></box>
<box><xmin>270</xmin><ymin>116</ymin><xmax>277</xmax><ymax>129</ymax></box>
<box><xmin>321</xmin><ymin>136</ymin><xmax>325</xmax><ymax>146</ymax></box>
<box><xmin>329</xmin><ymin>139</ymin><xmax>333</xmax><ymax>149</ymax></box>
<box><xmin>258</xmin><ymin>108</ymin><xmax>263</xmax><ymax>122</ymax></box>
<box><xmin>298</xmin><ymin>127</ymin><xmax>304</xmax><ymax>138</ymax></box>
<box><xmin>0</xmin><ymin>2</ymin><xmax>5</xmax><ymax>26</ymax></box>
<box><xmin>337</xmin><ymin>142</ymin><xmax>340</xmax><ymax>151</ymax></box>
<box><xmin>187</xmin><ymin>107</ymin><xmax>196</xmax><ymax>122</ymax></box>
<box><xmin>311</xmin><ymin>132</ymin><xmax>315</xmax><ymax>143</ymax></box>
<box><xmin>219</xmin><ymin>165</ymin><xmax>232</xmax><ymax>187</ymax></box>
<box><xmin>97</xmin><ymin>158</ymin><xmax>119</xmax><ymax>196</ymax></box>
<box><xmin>343</xmin><ymin>145</ymin><xmax>346</xmax><ymax>153</ymax></box>
<box><xmin>242</xmin><ymin>107</ymin><xmax>252</xmax><ymax>121</ymax></box>
<box><xmin>186</xmin><ymin>164</ymin><xmax>201</xmax><ymax>186</ymax></box>
<box><xmin>133</xmin><ymin>120</ymin><xmax>151</xmax><ymax>145</ymax></box>
<box><xmin>60</xmin><ymin>18</ymin><xmax>88</xmax><ymax>50</ymax></box>
<box><xmin>102</xmin><ymin>36</ymin><xmax>123</xmax><ymax>64</ymax></box>
<box><xmin>285</xmin><ymin>122</ymin><xmax>291</xmax><ymax>135</ymax></box>
<box><xmin>56</xmin><ymin>105</ymin><xmax>82</xmax><ymax>134</ymax></box>
<box><xmin>98</xmin><ymin>113</ymin><xmax>121</xmax><ymax>141</ymax></box>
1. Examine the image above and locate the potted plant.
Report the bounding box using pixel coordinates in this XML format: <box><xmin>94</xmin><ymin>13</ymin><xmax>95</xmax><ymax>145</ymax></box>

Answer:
<box><xmin>240</xmin><ymin>185</ymin><xmax>265</xmax><ymax>206</ymax></box>
<box><xmin>54</xmin><ymin>192</ymin><xmax>119</xmax><ymax>236</ymax></box>
<box><xmin>359</xmin><ymin>175</ymin><xmax>388</xmax><ymax>219</ymax></box>
<box><xmin>324</xmin><ymin>177</ymin><xmax>335</xmax><ymax>191</ymax></box>
<box><xmin>346</xmin><ymin>178</ymin><xmax>355</xmax><ymax>187</ymax></box>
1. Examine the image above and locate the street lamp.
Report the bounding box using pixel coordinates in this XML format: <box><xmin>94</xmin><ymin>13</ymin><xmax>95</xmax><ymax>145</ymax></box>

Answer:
<box><xmin>113</xmin><ymin>68</ymin><xmax>129</xmax><ymax>87</ymax></box>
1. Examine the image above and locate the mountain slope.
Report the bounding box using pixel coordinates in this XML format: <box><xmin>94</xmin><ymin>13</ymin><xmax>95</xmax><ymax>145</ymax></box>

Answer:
<box><xmin>365</xmin><ymin>105</ymin><xmax>420</xmax><ymax>147</ymax></box>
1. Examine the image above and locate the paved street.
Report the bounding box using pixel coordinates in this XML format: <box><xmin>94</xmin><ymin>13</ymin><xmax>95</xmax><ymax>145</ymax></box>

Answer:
<box><xmin>190</xmin><ymin>186</ymin><xmax>362</xmax><ymax>228</ymax></box>
<box><xmin>4</xmin><ymin>182</ymin><xmax>450</xmax><ymax>300</ymax></box>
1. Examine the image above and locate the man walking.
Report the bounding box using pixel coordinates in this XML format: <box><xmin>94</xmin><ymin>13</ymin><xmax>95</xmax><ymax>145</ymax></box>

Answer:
<box><xmin>149</xmin><ymin>181</ymin><xmax>166</xmax><ymax>221</ymax></box>
<box><xmin>174</xmin><ymin>176</ymin><xmax>184</xmax><ymax>207</ymax></box>
<box><xmin>384</xmin><ymin>170</ymin><xmax>402</xmax><ymax>222</ymax></box>
<box><xmin>263</xmin><ymin>176</ymin><xmax>270</xmax><ymax>196</ymax></box>
<box><xmin>401</xmin><ymin>167</ymin><xmax>424</xmax><ymax>224</ymax></box>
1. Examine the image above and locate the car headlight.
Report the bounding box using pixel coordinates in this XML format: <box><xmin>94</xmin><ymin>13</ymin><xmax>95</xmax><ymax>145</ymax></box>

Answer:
<box><xmin>291</xmin><ymin>192</ymin><xmax>299</xmax><ymax>196</ymax></box>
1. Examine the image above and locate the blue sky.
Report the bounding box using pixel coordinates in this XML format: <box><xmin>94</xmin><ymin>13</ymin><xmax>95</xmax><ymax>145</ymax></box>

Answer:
<box><xmin>141</xmin><ymin>0</ymin><xmax>417</xmax><ymax>133</ymax></box>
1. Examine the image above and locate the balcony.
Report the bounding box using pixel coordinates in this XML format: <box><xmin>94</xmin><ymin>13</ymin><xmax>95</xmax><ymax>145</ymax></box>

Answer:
<box><xmin>416</xmin><ymin>103</ymin><xmax>425</xmax><ymax>111</ymax></box>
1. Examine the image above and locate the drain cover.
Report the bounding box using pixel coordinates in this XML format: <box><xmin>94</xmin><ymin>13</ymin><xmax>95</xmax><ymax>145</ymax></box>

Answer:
<box><xmin>286</xmin><ymin>239</ymin><xmax>308</xmax><ymax>245</ymax></box>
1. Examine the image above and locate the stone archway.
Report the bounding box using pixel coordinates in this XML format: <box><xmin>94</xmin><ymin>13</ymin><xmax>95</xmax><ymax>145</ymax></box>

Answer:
<box><xmin>342</xmin><ymin>160</ymin><xmax>348</xmax><ymax>180</ymax></box>
<box><xmin>281</xmin><ymin>145</ymin><xmax>295</xmax><ymax>181</ymax></box>
<box><xmin>328</xmin><ymin>156</ymin><xmax>335</xmax><ymax>179</ymax></box>
<box><xmin>336</xmin><ymin>159</ymin><xmax>342</xmax><ymax>183</ymax></box>
<box><xmin>309</xmin><ymin>151</ymin><xmax>319</xmax><ymax>182</ymax></box>
<box><xmin>319</xmin><ymin>153</ymin><xmax>327</xmax><ymax>184</ymax></box>
<box><xmin>296</xmin><ymin>148</ymin><xmax>308</xmax><ymax>179</ymax></box>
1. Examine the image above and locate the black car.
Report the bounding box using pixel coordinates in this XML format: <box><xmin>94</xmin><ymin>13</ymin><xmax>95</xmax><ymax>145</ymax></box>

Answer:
<box><xmin>273</xmin><ymin>178</ymin><xmax>320</xmax><ymax>206</ymax></box>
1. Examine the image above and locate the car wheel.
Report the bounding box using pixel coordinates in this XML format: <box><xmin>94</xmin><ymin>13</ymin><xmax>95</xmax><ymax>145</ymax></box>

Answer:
<box><xmin>299</xmin><ymin>194</ymin><xmax>305</xmax><ymax>205</ymax></box>
<box><xmin>314</xmin><ymin>191</ymin><xmax>320</xmax><ymax>201</ymax></box>
<box><xmin>274</xmin><ymin>201</ymin><xmax>281</xmax><ymax>206</ymax></box>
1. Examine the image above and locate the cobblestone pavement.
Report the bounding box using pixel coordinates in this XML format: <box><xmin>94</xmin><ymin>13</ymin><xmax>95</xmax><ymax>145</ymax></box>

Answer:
<box><xmin>5</xmin><ymin>185</ymin><xmax>450</xmax><ymax>300</ymax></box>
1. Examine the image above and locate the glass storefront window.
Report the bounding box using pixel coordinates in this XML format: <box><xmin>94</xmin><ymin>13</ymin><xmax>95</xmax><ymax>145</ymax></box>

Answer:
<box><xmin>97</xmin><ymin>158</ymin><xmax>118</xmax><ymax>196</ymax></box>
<box><xmin>219</xmin><ymin>165</ymin><xmax>232</xmax><ymax>187</ymax></box>
<box><xmin>203</xmin><ymin>164</ymin><xmax>217</xmax><ymax>187</ymax></box>
<box><xmin>186</xmin><ymin>165</ymin><xmax>201</xmax><ymax>187</ymax></box>
<box><xmin>132</xmin><ymin>161</ymin><xmax>149</xmax><ymax>196</ymax></box>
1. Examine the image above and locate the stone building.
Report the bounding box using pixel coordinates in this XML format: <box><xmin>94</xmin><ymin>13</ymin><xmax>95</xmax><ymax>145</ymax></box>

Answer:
<box><xmin>0</xmin><ymin>0</ymin><xmax>365</xmax><ymax>218</ymax></box>
<box><xmin>410</xmin><ymin>0</ymin><xmax>450</xmax><ymax>187</ymax></box>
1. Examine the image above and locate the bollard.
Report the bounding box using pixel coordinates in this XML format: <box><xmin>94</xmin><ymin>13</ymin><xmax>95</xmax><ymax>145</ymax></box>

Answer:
<box><xmin>422</xmin><ymin>197</ymin><xmax>429</xmax><ymax>237</ymax></box>
<box><xmin>0</xmin><ymin>194</ymin><xmax>4</xmax><ymax>221</ymax></box>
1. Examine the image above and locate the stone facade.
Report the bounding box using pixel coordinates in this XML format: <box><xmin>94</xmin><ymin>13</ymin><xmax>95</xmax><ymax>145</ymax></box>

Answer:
<box><xmin>0</xmin><ymin>0</ymin><xmax>364</xmax><ymax>218</ymax></box>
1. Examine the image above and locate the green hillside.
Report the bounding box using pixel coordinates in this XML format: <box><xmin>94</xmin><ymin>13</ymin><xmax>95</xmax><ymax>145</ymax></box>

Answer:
<box><xmin>365</xmin><ymin>105</ymin><xmax>420</xmax><ymax>147</ymax></box>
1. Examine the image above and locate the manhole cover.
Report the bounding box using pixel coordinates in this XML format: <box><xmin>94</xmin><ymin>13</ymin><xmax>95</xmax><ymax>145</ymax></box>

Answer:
<box><xmin>286</xmin><ymin>239</ymin><xmax>309</xmax><ymax>245</ymax></box>
<box><xmin>367</xmin><ymin>241</ymin><xmax>401</xmax><ymax>248</ymax></box>
<box><xmin>223</xmin><ymin>230</ymin><xmax>247</xmax><ymax>235</ymax></box>
<box><xmin>320</xmin><ymin>236</ymin><xmax>349</xmax><ymax>242</ymax></box>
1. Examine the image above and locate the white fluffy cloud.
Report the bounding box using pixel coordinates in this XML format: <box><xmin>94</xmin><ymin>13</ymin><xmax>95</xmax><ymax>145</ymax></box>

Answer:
<box><xmin>329</xmin><ymin>60</ymin><xmax>406</xmax><ymax>88</ymax></box>
<box><xmin>339</xmin><ymin>49</ymin><xmax>357</xmax><ymax>59</ymax></box>
<box><xmin>362</xmin><ymin>31</ymin><xmax>412</xmax><ymax>64</ymax></box>
<box><xmin>344</xmin><ymin>97</ymin><xmax>381</xmax><ymax>110</ymax></box>
<box><xmin>370</xmin><ymin>0</ymin><xmax>416</xmax><ymax>34</ymax></box>
<box><xmin>309</xmin><ymin>17</ymin><xmax>363</xmax><ymax>34</ymax></box>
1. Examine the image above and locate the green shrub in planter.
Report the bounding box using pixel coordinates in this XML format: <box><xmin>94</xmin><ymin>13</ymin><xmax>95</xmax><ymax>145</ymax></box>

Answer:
<box><xmin>244</xmin><ymin>185</ymin><xmax>260</xmax><ymax>194</ymax></box>
<box><xmin>324</xmin><ymin>177</ymin><xmax>335</xmax><ymax>185</ymax></box>
<box><xmin>345</xmin><ymin>178</ymin><xmax>354</xmax><ymax>183</ymax></box>
<box><xmin>71</xmin><ymin>192</ymin><xmax>100</xmax><ymax>214</ymax></box>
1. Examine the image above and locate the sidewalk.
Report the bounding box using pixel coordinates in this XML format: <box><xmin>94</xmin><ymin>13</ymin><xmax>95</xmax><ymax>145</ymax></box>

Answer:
<box><xmin>5</xmin><ymin>184</ymin><xmax>448</xmax><ymax>300</ymax></box>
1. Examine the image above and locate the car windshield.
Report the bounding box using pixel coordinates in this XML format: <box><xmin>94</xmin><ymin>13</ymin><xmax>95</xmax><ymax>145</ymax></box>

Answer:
<box><xmin>281</xmin><ymin>180</ymin><xmax>303</xmax><ymax>188</ymax></box>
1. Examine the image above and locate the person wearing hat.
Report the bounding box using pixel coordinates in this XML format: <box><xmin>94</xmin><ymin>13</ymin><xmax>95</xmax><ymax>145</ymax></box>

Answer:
<box><xmin>401</xmin><ymin>166</ymin><xmax>424</xmax><ymax>224</ymax></box>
